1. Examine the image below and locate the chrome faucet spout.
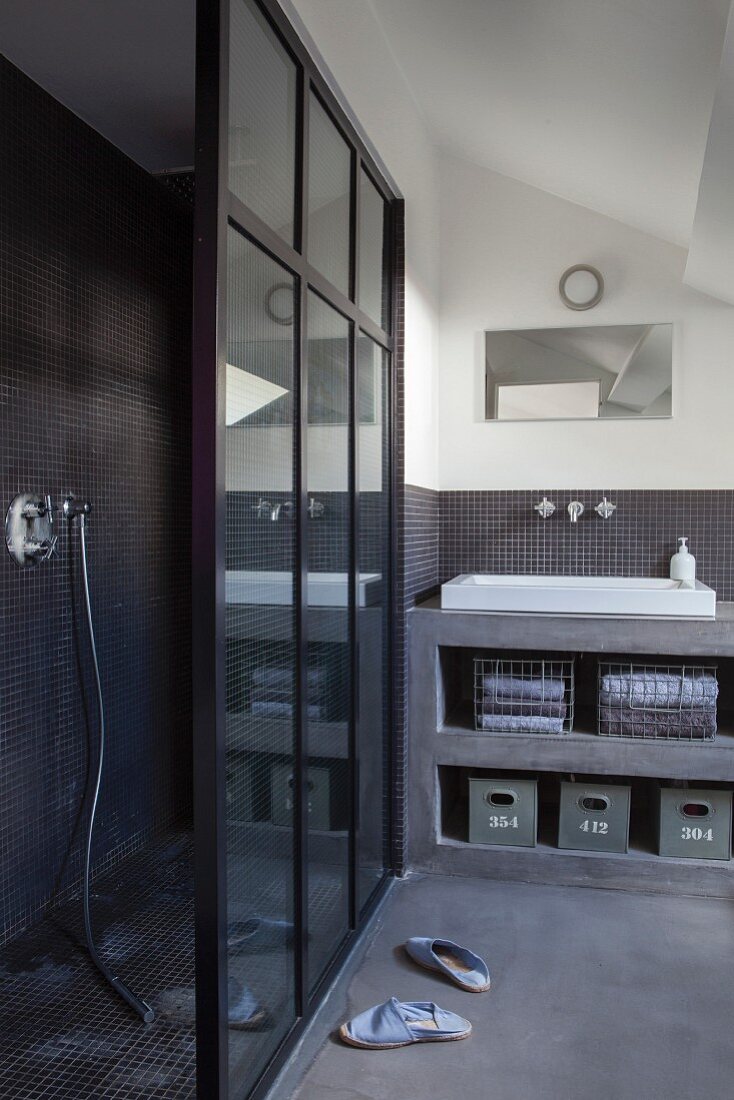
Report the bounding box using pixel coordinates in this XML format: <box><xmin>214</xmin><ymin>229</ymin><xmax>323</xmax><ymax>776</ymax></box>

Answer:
<box><xmin>567</xmin><ymin>501</ymin><xmax>584</xmax><ymax>524</ymax></box>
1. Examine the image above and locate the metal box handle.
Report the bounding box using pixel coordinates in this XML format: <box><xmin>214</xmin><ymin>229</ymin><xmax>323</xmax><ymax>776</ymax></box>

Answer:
<box><xmin>579</xmin><ymin>795</ymin><xmax>610</xmax><ymax>813</ymax></box>
<box><xmin>485</xmin><ymin>789</ymin><xmax>517</xmax><ymax>808</ymax></box>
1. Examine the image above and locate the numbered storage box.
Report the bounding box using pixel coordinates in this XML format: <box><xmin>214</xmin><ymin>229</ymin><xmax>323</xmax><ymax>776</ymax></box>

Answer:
<box><xmin>469</xmin><ymin>777</ymin><xmax>537</xmax><ymax>847</ymax></box>
<box><xmin>655</xmin><ymin>785</ymin><xmax>732</xmax><ymax>860</ymax></box>
<box><xmin>558</xmin><ymin>781</ymin><xmax>631</xmax><ymax>853</ymax></box>
<box><xmin>271</xmin><ymin>764</ymin><xmax>331</xmax><ymax>831</ymax></box>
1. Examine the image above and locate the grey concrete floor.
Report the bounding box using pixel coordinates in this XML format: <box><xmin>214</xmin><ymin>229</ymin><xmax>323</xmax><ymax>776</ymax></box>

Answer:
<box><xmin>291</xmin><ymin>874</ymin><xmax>734</xmax><ymax>1100</ymax></box>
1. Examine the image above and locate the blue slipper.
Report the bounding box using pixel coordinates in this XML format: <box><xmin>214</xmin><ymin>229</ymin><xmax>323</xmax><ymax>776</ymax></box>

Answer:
<box><xmin>339</xmin><ymin>997</ymin><xmax>471</xmax><ymax>1049</ymax></box>
<box><xmin>405</xmin><ymin>937</ymin><xmax>490</xmax><ymax>992</ymax></box>
<box><xmin>227</xmin><ymin>978</ymin><xmax>271</xmax><ymax>1030</ymax></box>
<box><xmin>227</xmin><ymin>918</ymin><xmax>294</xmax><ymax>952</ymax></box>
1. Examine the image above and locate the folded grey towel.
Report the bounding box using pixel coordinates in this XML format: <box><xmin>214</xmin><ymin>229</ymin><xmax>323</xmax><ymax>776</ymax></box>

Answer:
<box><xmin>480</xmin><ymin>698</ymin><xmax>567</xmax><ymax>720</ymax></box>
<box><xmin>251</xmin><ymin>688</ymin><xmax>292</xmax><ymax>705</ymax></box>
<box><xmin>598</xmin><ymin>706</ymin><xmax>716</xmax><ymax>739</ymax></box>
<box><xmin>479</xmin><ymin>713</ymin><xmax>565</xmax><ymax>734</ymax></box>
<box><xmin>599</xmin><ymin>671</ymin><xmax>718</xmax><ymax>709</ymax></box>
<box><xmin>481</xmin><ymin>674</ymin><xmax>566</xmax><ymax>703</ymax></box>
<box><xmin>252</xmin><ymin>701</ymin><xmax>323</xmax><ymax>721</ymax></box>
<box><xmin>252</xmin><ymin>666</ymin><xmax>327</xmax><ymax>691</ymax></box>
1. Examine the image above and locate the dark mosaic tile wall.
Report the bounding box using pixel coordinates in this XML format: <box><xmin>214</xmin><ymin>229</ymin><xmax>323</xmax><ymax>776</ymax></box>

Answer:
<box><xmin>392</xmin><ymin>205</ymin><xmax>409</xmax><ymax>874</ymax></box>
<box><xmin>439</xmin><ymin>490</ymin><xmax>734</xmax><ymax>600</ymax></box>
<box><xmin>403</xmin><ymin>485</ymin><xmax>440</xmax><ymax>606</ymax></box>
<box><xmin>0</xmin><ymin>57</ymin><xmax>192</xmax><ymax>944</ymax></box>
<box><xmin>226</xmin><ymin>490</ymin><xmax>384</xmax><ymax>572</ymax></box>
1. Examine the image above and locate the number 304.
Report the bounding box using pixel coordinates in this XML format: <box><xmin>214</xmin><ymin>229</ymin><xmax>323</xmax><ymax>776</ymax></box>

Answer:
<box><xmin>681</xmin><ymin>826</ymin><xmax>713</xmax><ymax>841</ymax></box>
<box><xmin>579</xmin><ymin>820</ymin><xmax>608</xmax><ymax>834</ymax></box>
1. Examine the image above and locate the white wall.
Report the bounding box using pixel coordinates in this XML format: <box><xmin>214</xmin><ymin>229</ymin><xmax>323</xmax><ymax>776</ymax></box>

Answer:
<box><xmin>288</xmin><ymin>0</ymin><xmax>441</xmax><ymax>489</ymax></box>
<box><xmin>438</xmin><ymin>154</ymin><xmax>734</xmax><ymax>490</ymax></box>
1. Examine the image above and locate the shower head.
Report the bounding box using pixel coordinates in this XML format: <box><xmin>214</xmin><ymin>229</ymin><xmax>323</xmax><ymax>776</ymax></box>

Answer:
<box><xmin>63</xmin><ymin>495</ymin><xmax>92</xmax><ymax>519</ymax></box>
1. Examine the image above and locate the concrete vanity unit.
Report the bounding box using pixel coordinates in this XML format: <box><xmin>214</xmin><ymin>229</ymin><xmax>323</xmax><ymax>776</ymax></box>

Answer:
<box><xmin>408</xmin><ymin>598</ymin><xmax>734</xmax><ymax>897</ymax></box>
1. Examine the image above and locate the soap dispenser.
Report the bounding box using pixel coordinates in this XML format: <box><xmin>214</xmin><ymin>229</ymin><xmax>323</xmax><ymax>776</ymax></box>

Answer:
<box><xmin>670</xmin><ymin>537</ymin><xmax>696</xmax><ymax>584</ymax></box>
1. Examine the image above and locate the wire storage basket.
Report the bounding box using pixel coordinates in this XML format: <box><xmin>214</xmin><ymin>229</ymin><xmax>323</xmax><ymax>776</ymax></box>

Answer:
<box><xmin>597</xmin><ymin>661</ymin><xmax>718</xmax><ymax>740</ymax></box>
<box><xmin>474</xmin><ymin>655</ymin><xmax>575</xmax><ymax>735</ymax></box>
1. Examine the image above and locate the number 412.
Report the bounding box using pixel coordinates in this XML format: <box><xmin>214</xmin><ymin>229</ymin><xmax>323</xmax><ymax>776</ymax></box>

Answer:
<box><xmin>579</xmin><ymin>820</ymin><xmax>608</xmax><ymax>834</ymax></box>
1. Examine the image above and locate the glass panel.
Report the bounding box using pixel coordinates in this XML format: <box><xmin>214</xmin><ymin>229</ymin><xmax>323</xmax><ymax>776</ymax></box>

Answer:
<box><xmin>356</xmin><ymin>336</ymin><xmax>390</xmax><ymax>912</ymax></box>
<box><xmin>308</xmin><ymin>93</ymin><xmax>352</xmax><ymax>295</ymax></box>
<box><xmin>226</xmin><ymin>227</ymin><xmax>297</xmax><ymax>1092</ymax></box>
<box><xmin>229</xmin><ymin>0</ymin><xmax>297</xmax><ymax>242</ymax></box>
<box><xmin>306</xmin><ymin>292</ymin><xmax>351</xmax><ymax>992</ymax></box>
<box><xmin>359</xmin><ymin>169</ymin><xmax>388</xmax><ymax>329</ymax></box>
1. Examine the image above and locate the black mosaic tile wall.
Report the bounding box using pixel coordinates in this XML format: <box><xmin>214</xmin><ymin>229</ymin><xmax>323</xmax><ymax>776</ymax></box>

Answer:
<box><xmin>403</xmin><ymin>485</ymin><xmax>440</xmax><ymax>606</ymax></box>
<box><xmin>392</xmin><ymin>204</ymin><xmax>409</xmax><ymax>874</ymax></box>
<box><xmin>0</xmin><ymin>56</ymin><xmax>192</xmax><ymax>944</ymax></box>
<box><xmin>439</xmin><ymin>490</ymin><xmax>734</xmax><ymax>599</ymax></box>
<box><xmin>226</xmin><ymin>490</ymin><xmax>385</xmax><ymax>572</ymax></box>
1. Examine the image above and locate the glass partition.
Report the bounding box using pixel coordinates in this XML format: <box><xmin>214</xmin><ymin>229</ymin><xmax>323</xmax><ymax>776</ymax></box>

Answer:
<box><xmin>229</xmin><ymin>0</ymin><xmax>297</xmax><ymax>242</ymax></box>
<box><xmin>305</xmin><ymin>292</ymin><xmax>352</xmax><ymax>991</ymax></box>
<box><xmin>356</xmin><ymin>335</ymin><xmax>390</xmax><ymax>913</ymax></box>
<box><xmin>225</xmin><ymin>228</ymin><xmax>297</xmax><ymax>1094</ymax></box>
<box><xmin>193</xmin><ymin>1</ymin><xmax>396</xmax><ymax>1095</ymax></box>
<box><xmin>308</xmin><ymin>94</ymin><xmax>352</xmax><ymax>295</ymax></box>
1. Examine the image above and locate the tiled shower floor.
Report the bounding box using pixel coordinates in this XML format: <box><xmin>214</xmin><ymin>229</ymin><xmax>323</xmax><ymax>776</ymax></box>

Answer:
<box><xmin>0</xmin><ymin>830</ymin><xmax>351</xmax><ymax>1099</ymax></box>
<box><xmin>0</xmin><ymin>833</ymin><xmax>197</xmax><ymax>1099</ymax></box>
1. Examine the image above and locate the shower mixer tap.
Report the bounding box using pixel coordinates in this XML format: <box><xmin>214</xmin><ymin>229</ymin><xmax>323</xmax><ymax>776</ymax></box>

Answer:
<box><xmin>5</xmin><ymin>491</ymin><xmax>58</xmax><ymax>566</ymax></box>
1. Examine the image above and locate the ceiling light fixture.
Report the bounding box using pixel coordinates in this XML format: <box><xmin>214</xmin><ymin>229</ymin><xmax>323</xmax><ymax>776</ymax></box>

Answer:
<box><xmin>559</xmin><ymin>264</ymin><xmax>604</xmax><ymax>311</ymax></box>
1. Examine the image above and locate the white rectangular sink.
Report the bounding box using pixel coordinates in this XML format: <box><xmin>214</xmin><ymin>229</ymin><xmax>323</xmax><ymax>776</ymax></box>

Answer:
<box><xmin>226</xmin><ymin>570</ymin><xmax>381</xmax><ymax>607</ymax></box>
<box><xmin>440</xmin><ymin>574</ymin><xmax>716</xmax><ymax>619</ymax></box>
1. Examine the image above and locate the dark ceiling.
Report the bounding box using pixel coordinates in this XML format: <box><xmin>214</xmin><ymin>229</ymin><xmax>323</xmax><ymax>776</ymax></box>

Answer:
<box><xmin>0</xmin><ymin>0</ymin><xmax>196</xmax><ymax>171</ymax></box>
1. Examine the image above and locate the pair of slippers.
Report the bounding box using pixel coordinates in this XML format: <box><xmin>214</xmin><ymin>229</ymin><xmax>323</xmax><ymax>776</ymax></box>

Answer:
<box><xmin>339</xmin><ymin>937</ymin><xmax>490</xmax><ymax>1050</ymax></box>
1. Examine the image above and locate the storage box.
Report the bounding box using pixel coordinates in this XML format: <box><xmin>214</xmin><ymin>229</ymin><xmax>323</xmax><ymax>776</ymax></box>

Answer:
<box><xmin>655</xmin><ymin>785</ymin><xmax>732</xmax><ymax>860</ymax></box>
<box><xmin>558</xmin><ymin>780</ymin><xmax>631</xmax><ymax>853</ymax></box>
<box><xmin>226</xmin><ymin>752</ymin><xmax>256</xmax><ymax>822</ymax></box>
<box><xmin>271</xmin><ymin>764</ymin><xmax>331</xmax><ymax>831</ymax></box>
<box><xmin>468</xmin><ymin>777</ymin><xmax>537</xmax><ymax>847</ymax></box>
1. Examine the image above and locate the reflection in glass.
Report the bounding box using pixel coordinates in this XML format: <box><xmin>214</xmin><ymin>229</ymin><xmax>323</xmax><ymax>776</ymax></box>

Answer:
<box><xmin>359</xmin><ymin>169</ymin><xmax>388</xmax><ymax>329</ymax></box>
<box><xmin>496</xmin><ymin>380</ymin><xmax>601</xmax><ymax>421</ymax></box>
<box><xmin>225</xmin><ymin>228</ymin><xmax>296</xmax><ymax>1093</ymax></box>
<box><xmin>357</xmin><ymin>336</ymin><xmax>390</xmax><ymax>912</ymax></box>
<box><xmin>485</xmin><ymin>324</ymin><xmax>673</xmax><ymax>421</ymax></box>
<box><xmin>306</xmin><ymin>292</ymin><xmax>351</xmax><ymax>992</ymax></box>
<box><xmin>308</xmin><ymin>94</ymin><xmax>352</xmax><ymax>295</ymax></box>
<box><xmin>229</xmin><ymin>0</ymin><xmax>297</xmax><ymax>242</ymax></box>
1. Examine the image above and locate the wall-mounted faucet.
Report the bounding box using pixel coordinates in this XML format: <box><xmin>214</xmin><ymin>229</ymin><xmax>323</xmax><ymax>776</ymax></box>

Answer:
<box><xmin>567</xmin><ymin>501</ymin><xmax>585</xmax><ymax>524</ymax></box>
<box><xmin>5</xmin><ymin>492</ymin><xmax>57</xmax><ymax>566</ymax></box>
<box><xmin>594</xmin><ymin>497</ymin><xmax>616</xmax><ymax>520</ymax></box>
<box><xmin>271</xmin><ymin>502</ymin><xmax>293</xmax><ymax>522</ymax></box>
<box><xmin>533</xmin><ymin>497</ymin><xmax>556</xmax><ymax>519</ymax></box>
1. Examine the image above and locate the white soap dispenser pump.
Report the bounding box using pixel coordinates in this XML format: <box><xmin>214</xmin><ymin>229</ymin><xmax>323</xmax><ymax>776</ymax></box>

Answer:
<box><xmin>670</xmin><ymin>537</ymin><xmax>696</xmax><ymax>585</ymax></box>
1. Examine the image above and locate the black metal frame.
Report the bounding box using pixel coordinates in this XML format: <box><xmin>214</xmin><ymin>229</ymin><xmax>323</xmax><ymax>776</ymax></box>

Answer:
<box><xmin>192</xmin><ymin>0</ymin><xmax>401</xmax><ymax>1095</ymax></box>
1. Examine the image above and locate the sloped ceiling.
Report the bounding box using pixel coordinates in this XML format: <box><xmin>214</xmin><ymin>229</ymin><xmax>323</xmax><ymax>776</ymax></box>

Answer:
<box><xmin>684</xmin><ymin>3</ymin><xmax>734</xmax><ymax>302</ymax></box>
<box><xmin>369</xmin><ymin>0</ymin><xmax>730</xmax><ymax>247</ymax></box>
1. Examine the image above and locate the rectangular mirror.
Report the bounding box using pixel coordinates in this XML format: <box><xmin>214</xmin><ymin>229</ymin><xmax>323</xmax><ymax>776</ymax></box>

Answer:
<box><xmin>485</xmin><ymin>323</ymin><xmax>673</xmax><ymax>421</ymax></box>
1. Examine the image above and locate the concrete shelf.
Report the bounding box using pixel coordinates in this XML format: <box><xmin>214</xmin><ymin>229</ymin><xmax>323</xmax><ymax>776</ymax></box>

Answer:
<box><xmin>227</xmin><ymin>712</ymin><xmax>348</xmax><ymax>759</ymax></box>
<box><xmin>439</xmin><ymin>703</ymin><xmax>734</xmax><ymax>781</ymax></box>
<box><xmin>433</xmin><ymin>808</ymin><xmax>734</xmax><ymax>898</ymax></box>
<box><xmin>408</xmin><ymin>601</ymin><xmax>734</xmax><ymax>894</ymax></box>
